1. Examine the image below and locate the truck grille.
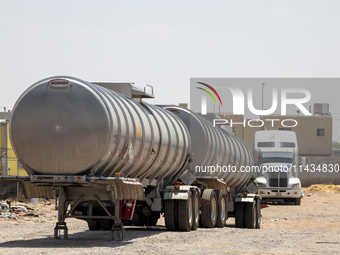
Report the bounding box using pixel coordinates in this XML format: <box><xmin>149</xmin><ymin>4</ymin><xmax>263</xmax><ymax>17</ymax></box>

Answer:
<box><xmin>269</xmin><ymin>172</ymin><xmax>288</xmax><ymax>187</ymax></box>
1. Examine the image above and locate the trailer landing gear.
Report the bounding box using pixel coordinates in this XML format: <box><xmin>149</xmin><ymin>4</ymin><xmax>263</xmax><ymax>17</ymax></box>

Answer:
<box><xmin>110</xmin><ymin>199</ymin><xmax>125</xmax><ymax>240</ymax></box>
<box><xmin>110</xmin><ymin>223</ymin><xmax>125</xmax><ymax>240</ymax></box>
<box><xmin>54</xmin><ymin>188</ymin><xmax>68</xmax><ymax>239</ymax></box>
<box><xmin>54</xmin><ymin>222</ymin><xmax>68</xmax><ymax>239</ymax></box>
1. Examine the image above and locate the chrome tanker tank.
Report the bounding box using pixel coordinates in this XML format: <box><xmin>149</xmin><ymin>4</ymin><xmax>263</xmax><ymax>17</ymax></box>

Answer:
<box><xmin>163</xmin><ymin>106</ymin><xmax>253</xmax><ymax>190</ymax></box>
<box><xmin>10</xmin><ymin>76</ymin><xmax>190</xmax><ymax>183</ymax></box>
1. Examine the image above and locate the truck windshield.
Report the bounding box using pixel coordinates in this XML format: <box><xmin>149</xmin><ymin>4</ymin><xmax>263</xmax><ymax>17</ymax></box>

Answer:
<box><xmin>258</xmin><ymin>142</ymin><xmax>275</xmax><ymax>147</ymax></box>
<box><xmin>279</xmin><ymin>142</ymin><xmax>295</xmax><ymax>148</ymax></box>
<box><xmin>262</xmin><ymin>157</ymin><xmax>293</xmax><ymax>163</ymax></box>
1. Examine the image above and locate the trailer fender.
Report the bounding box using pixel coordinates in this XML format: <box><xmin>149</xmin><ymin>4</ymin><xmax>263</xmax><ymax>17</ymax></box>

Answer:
<box><xmin>235</xmin><ymin>197</ymin><xmax>255</xmax><ymax>203</ymax></box>
<box><xmin>163</xmin><ymin>191</ymin><xmax>189</xmax><ymax>200</ymax></box>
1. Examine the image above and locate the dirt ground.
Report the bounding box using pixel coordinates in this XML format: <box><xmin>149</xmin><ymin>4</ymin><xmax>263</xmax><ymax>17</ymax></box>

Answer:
<box><xmin>0</xmin><ymin>190</ymin><xmax>339</xmax><ymax>254</ymax></box>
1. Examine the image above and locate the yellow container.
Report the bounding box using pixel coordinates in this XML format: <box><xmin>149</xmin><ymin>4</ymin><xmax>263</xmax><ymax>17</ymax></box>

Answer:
<box><xmin>2</xmin><ymin>122</ymin><xmax>28</xmax><ymax>177</ymax></box>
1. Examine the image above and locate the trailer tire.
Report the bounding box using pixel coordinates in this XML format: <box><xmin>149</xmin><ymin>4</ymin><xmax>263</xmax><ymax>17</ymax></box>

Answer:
<box><xmin>235</xmin><ymin>202</ymin><xmax>245</xmax><ymax>228</ymax></box>
<box><xmin>165</xmin><ymin>200</ymin><xmax>177</xmax><ymax>231</ymax></box>
<box><xmin>215</xmin><ymin>190</ymin><xmax>227</xmax><ymax>228</ymax></box>
<box><xmin>147</xmin><ymin>212</ymin><xmax>160</xmax><ymax>227</ymax></box>
<box><xmin>178</xmin><ymin>192</ymin><xmax>193</xmax><ymax>231</ymax></box>
<box><xmin>245</xmin><ymin>201</ymin><xmax>256</xmax><ymax>229</ymax></box>
<box><xmin>132</xmin><ymin>214</ymin><xmax>144</xmax><ymax>226</ymax></box>
<box><xmin>201</xmin><ymin>189</ymin><xmax>217</xmax><ymax>228</ymax></box>
<box><xmin>294</xmin><ymin>197</ymin><xmax>301</xmax><ymax>205</ymax></box>
<box><xmin>192</xmin><ymin>190</ymin><xmax>200</xmax><ymax>230</ymax></box>
<box><xmin>87</xmin><ymin>220</ymin><xmax>100</xmax><ymax>231</ymax></box>
<box><xmin>255</xmin><ymin>198</ymin><xmax>261</xmax><ymax>229</ymax></box>
<box><xmin>101</xmin><ymin>220</ymin><xmax>112</xmax><ymax>230</ymax></box>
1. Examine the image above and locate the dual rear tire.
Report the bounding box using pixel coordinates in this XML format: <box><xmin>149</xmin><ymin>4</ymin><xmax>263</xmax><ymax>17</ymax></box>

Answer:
<box><xmin>235</xmin><ymin>198</ymin><xmax>261</xmax><ymax>229</ymax></box>
<box><xmin>178</xmin><ymin>191</ymin><xmax>193</xmax><ymax>231</ymax></box>
<box><xmin>215</xmin><ymin>190</ymin><xmax>227</xmax><ymax>228</ymax></box>
<box><xmin>165</xmin><ymin>190</ymin><xmax>200</xmax><ymax>231</ymax></box>
<box><xmin>201</xmin><ymin>189</ymin><xmax>217</xmax><ymax>228</ymax></box>
<box><xmin>200</xmin><ymin>189</ymin><xmax>227</xmax><ymax>228</ymax></box>
<box><xmin>165</xmin><ymin>190</ymin><xmax>261</xmax><ymax>231</ymax></box>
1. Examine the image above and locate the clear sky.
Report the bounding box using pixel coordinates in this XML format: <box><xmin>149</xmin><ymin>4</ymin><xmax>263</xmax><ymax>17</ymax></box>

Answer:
<box><xmin>1</xmin><ymin>1</ymin><xmax>340</xmax><ymax>139</ymax></box>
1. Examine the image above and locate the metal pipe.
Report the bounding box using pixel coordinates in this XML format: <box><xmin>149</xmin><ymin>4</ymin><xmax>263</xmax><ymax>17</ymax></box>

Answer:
<box><xmin>144</xmin><ymin>84</ymin><xmax>154</xmax><ymax>95</ymax></box>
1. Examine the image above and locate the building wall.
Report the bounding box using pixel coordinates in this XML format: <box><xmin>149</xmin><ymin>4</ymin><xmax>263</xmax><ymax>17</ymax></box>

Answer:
<box><xmin>218</xmin><ymin>114</ymin><xmax>246</xmax><ymax>140</ymax></box>
<box><xmin>219</xmin><ymin>114</ymin><xmax>332</xmax><ymax>156</ymax></box>
<box><xmin>257</xmin><ymin>115</ymin><xmax>332</xmax><ymax>156</ymax></box>
<box><xmin>299</xmin><ymin>156</ymin><xmax>340</xmax><ymax>186</ymax></box>
<box><xmin>243</xmin><ymin>123</ymin><xmax>262</xmax><ymax>152</ymax></box>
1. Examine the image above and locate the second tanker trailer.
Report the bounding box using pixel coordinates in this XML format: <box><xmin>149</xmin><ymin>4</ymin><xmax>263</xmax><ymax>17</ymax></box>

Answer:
<box><xmin>2</xmin><ymin>76</ymin><xmax>261</xmax><ymax>239</ymax></box>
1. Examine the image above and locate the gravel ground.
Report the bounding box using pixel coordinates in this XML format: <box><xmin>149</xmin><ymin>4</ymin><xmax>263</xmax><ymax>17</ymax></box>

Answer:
<box><xmin>0</xmin><ymin>190</ymin><xmax>339</xmax><ymax>254</ymax></box>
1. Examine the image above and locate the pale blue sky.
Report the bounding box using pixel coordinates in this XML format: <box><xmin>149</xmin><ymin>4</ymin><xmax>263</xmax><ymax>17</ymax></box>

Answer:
<box><xmin>1</xmin><ymin>1</ymin><xmax>340</xmax><ymax>139</ymax></box>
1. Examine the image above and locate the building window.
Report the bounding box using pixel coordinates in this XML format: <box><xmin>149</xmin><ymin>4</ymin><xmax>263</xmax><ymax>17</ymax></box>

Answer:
<box><xmin>317</xmin><ymin>129</ymin><xmax>325</xmax><ymax>136</ymax></box>
<box><xmin>279</xmin><ymin>128</ymin><xmax>292</xmax><ymax>131</ymax></box>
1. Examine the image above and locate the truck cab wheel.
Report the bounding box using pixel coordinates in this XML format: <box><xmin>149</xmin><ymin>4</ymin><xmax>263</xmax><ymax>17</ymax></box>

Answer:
<box><xmin>294</xmin><ymin>197</ymin><xmax>301</xmax><ymax>205</ymax></box>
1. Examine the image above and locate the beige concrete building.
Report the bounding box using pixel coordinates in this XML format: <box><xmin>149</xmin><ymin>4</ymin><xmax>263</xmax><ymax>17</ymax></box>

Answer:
<box><xmin>219</xmin><ymin>113</ymin><xmax>332</xmax><ymax>156</ymax></box>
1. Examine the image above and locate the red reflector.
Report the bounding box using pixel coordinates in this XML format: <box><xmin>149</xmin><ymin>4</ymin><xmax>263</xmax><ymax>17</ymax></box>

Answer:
<box><xmin>261</xmin><ymin>203</ymin><xmax>269</xmax><ymax>209</ymax></box>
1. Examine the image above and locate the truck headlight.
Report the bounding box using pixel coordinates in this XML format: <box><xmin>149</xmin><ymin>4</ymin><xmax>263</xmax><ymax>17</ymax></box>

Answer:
<box><xmin>258</xmin><ymin>183</ymin><xmax>267</xmax><ymax>188</ymax></box>
<box><xmin>291</xmin><ymin>184</ymin><xmax>300</xmax><ymax>189</ymax></box>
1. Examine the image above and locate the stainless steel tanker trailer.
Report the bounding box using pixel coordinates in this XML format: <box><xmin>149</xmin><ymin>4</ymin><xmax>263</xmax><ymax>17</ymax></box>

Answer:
<box><xmin>1</xmin><ymin>76</ymin><xmax>261</xmax><ymax>239</ymax></box>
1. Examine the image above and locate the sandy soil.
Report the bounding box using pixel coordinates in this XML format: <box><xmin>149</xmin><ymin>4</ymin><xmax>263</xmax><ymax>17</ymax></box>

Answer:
<box><xmin>0</xmin><ymin>190</ymin><xmax>339</xmax><ymax>254</ymax></box>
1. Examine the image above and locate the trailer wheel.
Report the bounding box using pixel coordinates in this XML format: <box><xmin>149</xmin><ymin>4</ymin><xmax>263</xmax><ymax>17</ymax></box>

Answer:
<box><xmin>255</xmin><ymin>198</ymin><xmax>261</xmax><ymax>229</ymax></box>
<box><xmin>87</xmin><ymin>220</ymin><xmax>100</xmax><ymax>231</ymax></box>
<box><xmin>147</xmin><ymin>212</ymin><xmax>160</xmax><ymax>227</ymax></box>
<box><xmin>215</xmin><ymin>190</ymin><xmax>227</xmax><ymax>228</ymax></box>
<box><xmin>178</xmin><ymin>192</ymin><xmax>193</xmax><ymax>231</ymax></box>
<box><xmin>191</xmin><ymin>190</ymin><xmax>200</xmax><ymax>230</ymax></box>
<box><xmin>245</xmin><ymin>201</ymin><xmax>256</xmax><ymax>229</ymax></box>
<box><xmin>101</xmin><ymin>220</ymin><xmax>112</xmax><ymax>230</ymax></box>
<box><xmin>235</xmin><ymin>202</ymin><xmax>245</xmax><ymax>228</ymax></box>
<box><xmin>201</xmin><ymin>189</ymin><xmax>217</xmax><ymax>228</ymax></box>
<box><xmin>132</xmin><ymin>214</ymin><xmax>144</xmax><ymax>226</ymax></box>
<box><xmin>294</xmin><ymin>197</ymin><xmax>301</xmax><ymax>205</ymax></box>
<box><xmin>165</xmin><ymin>200</ymin><xmax>177</xmax><ymax>231</ymax></box>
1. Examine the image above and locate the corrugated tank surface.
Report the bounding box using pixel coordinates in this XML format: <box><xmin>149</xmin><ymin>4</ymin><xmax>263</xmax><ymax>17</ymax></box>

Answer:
<box><xmin>10</xmin><ymin>76</ymin><xmax>190</xmax><ymax>183</ymax></box>
<box><xmin>163</xmin><ymin>106</ymin><xmax>254</xmax><ymax>190</ymax></box>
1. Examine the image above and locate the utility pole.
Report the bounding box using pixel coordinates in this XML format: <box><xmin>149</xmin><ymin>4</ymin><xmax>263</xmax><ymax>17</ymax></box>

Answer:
<box><xmin>262</xmin><ymin>83</ymin><xmax>265</xmax><ymax>111</ymax></box>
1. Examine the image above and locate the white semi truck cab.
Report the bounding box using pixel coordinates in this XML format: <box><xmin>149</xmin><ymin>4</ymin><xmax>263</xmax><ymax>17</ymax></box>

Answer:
<box><xmin>254</xmin><ymin>130</ymin><xmax>303</xmax><ymax>205</ymax></box>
